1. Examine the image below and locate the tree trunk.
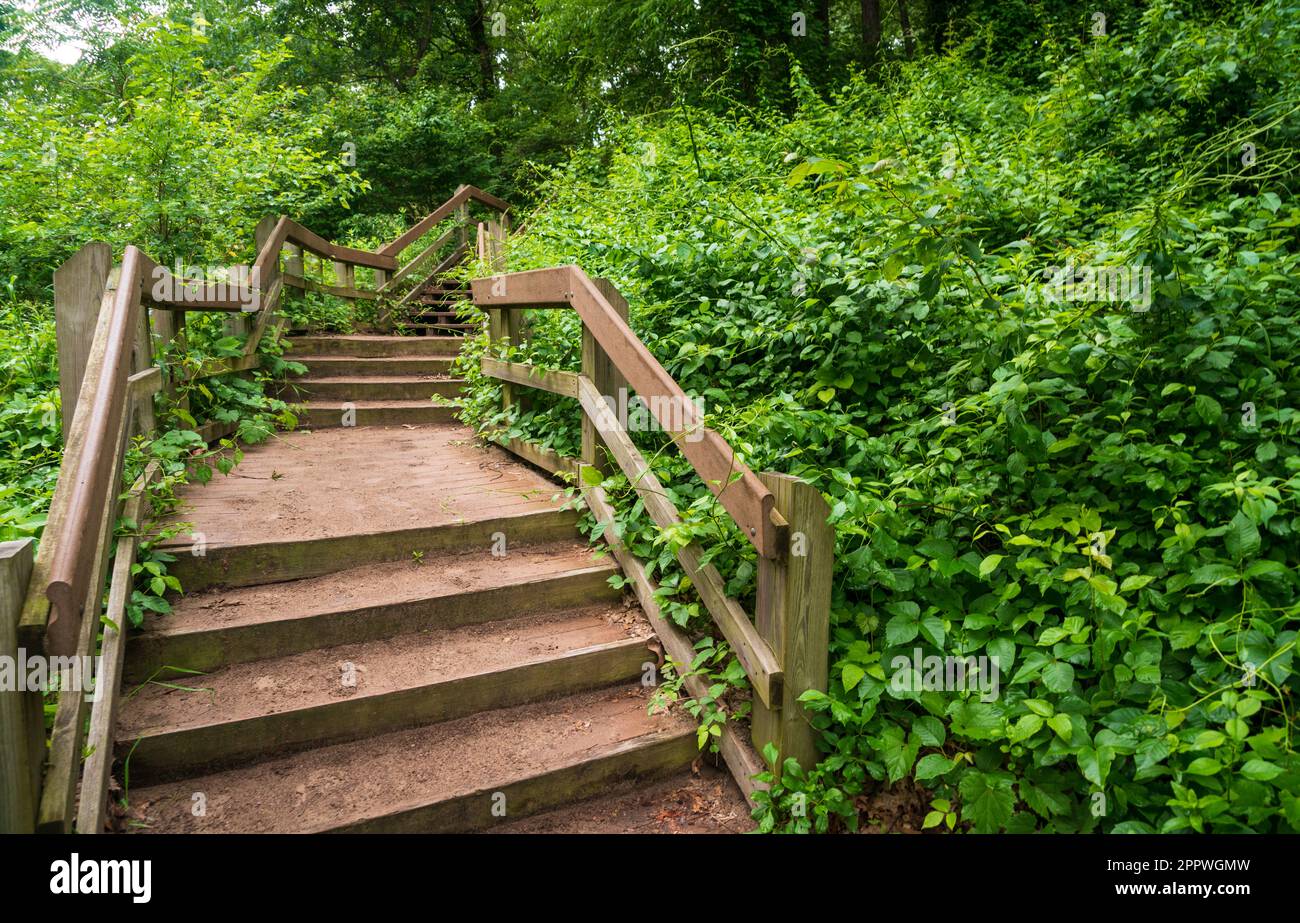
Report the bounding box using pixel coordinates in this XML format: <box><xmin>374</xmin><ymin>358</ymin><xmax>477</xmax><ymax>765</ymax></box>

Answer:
<box><xmin>899</xmin><ymin>0</ymin><xmax>915</xmax><ymax>58</ymax></box>
<box><xmin>861</xmin><ymin>0</ymin><xmax>882</xmax><ymax>68</ymax></box>
<box><xmin>927</xmin><ymin>0</ymin><xmax>953</xmax><ymax>55</ymax></box>
<box><xmin>468</xmin><ymin>0</ymin><xmax>496</xmax><ymax>99</ymax></box>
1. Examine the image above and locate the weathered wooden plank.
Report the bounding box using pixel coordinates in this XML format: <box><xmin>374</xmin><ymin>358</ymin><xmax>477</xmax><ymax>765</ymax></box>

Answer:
<box><xmin>582</xmin><ymin>483</ymin><xmax>767</xmax><ymax>808</ymax></box>
<box><xmin>240</xmin><ymin>274</ymin><xmax>283</xmax><ymax>361</ymax></box>
<box><xmin>185</xmin><ymin>352</ymin><xmax>260</xmax><ymax>382</ymax></box>
<box><xmin>54</xmin><ymin>242</ymin><xmax>112</xmax><ymax>441</ymax></box>
<box><xmin>136</xmin><ymin>252</ymin><xmax>252</xmax><ymax>312</ymax></box>
<box><xmin>76</xmin><ymin>462</ymin><xmax>158</xmax><ymax>833</ymax></box>
<box><xmin>0</xmin><ymin>539</ymin><xmax>38</xmax><ymax>833</ymax></box>
<box><xmin>575</xmin><ymin>374</ymin><xmax>782</xmax><ymax>708</ymax></box>
<box><xmin>380</xmin><ymin>185</ymin><xmax>510</xmax><ymax>258</ymax></box>
<box><xmin>470</xmin><ymin>264</ymin><xmax>578</xmax><ymax>307</ymax></box>
<box><xmin>194</xmin><ymin>419</ymin><xmax>240</xmax><ymax>445</ymax></box>
<box><xmin>281</xmin><ymin>219</ymin><xmax>396</xmax><ymax>270</ymax></box>
<box><xmin>493</xmin><ymin>435</ymin><xmax>579</xmax><ymax>477</ymax></box>
<box><xmin>751</xmin><ymin>473</ymin><xmax>834</xmax><ymax>774</ymax></box>
<box><xmin>37</xmin><ymin>390</ymin><xmax>133</xmax><ymax>833</ymax></box>
<box><xmin>582</xmin><ymin>278</ymin><xmax>629</xmax><ymax>475</ymax></box>
<box><xmin>379</xmin><ymin>228</ymin><xmax>457</xmax><ymax>294</ymax></box>
<box><xmin>121</xmin><ymin>637</ymin><xmax>647</xmax><ymax>782</ymax></box>
<box><xmin>474</xmin><ymin>267</ymin><xmax>776</xmax><ymax>557</ymax></box>
<box><xmin>480</xmin><ymin>358</ymin><xmax>579</xmax><ymax>398</ymax></box>
<box><xmin>22</xmin><ymin>247</ymin><xmax>142</xmax><ymax>657</ymax></box>
<box><xmin>282</xmin><ymin>274</ymin><xmax>378</xmax><ymax>300</ymax></box>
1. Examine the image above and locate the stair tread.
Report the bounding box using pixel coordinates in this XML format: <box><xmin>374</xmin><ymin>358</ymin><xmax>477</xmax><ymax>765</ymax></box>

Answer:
<box><xmin>302</xmin><ymin>399</ymin><xmax>462</xmax><ymax>408</ymax></box>
<box><xmin>121</xmin><ymin>603</ymin><xmax>649</xmax><ymax>739</ymax></box>
<box><xmin>141</xmin><ymin>541</ymin><xmax>615</xmax><ymax>639</ymax></box>
<box><xmin>487</xmin><ymin>764</ymin><xmax>756</xmax><ymax>833</ymax></box>
<box><xmin>156</xmin><ymin>424</ymin><xmax>568</xmax><ymax>549</ymax></box>
<box><xmin>122</xmin><ymin>685</ymin><xmax>692</xmax><ymax>833</ymax></box>
<box><xmin>292</xmin><ymin>355</ymin><xmax>455</xmax><ymax>363</ymax></box>
<box><xmin>289</xmin><ymin>375</ymin><xmax>460</xmax><ymax>384</ymax></box>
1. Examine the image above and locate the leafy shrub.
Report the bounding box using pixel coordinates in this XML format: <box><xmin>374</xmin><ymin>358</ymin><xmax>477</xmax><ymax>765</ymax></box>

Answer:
<box><xmin>456</xmin><ymin>0</ymin><xmax>1300</xmax><ymax>833</ymax></box>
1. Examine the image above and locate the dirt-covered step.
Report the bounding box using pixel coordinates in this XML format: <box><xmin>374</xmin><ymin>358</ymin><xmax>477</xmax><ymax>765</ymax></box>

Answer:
<box><xmin>285</xmin><ymin>334</ymin><xmax>463</xmax><ymax>357</ymax></box>
<box><xmin>297</xmin><ymin>399</ymin><xmax>460</xmax><ymax>428</ymax></box>
<box><xmin>158</xmin><ymin>424</ymin><xmax>582</xmax><ymax>591</ymax></box>
<box><xmin>127</xmin><ymin>541</ymin><xmax>620</xmax><ymax>682</ymax></box>
<box><xmin>290</xmin><ymin>355</ymin><xmax>455</xmax><ymax>377</ymax></box>
<box><xmin>118</xmin><ymin>605</ymin><xmax>653</xmax><ymax>782</ymax></box>
<box><xmin>281</xmin><ymin>375</ymin><xmax>463</xmax><ymax>401</ymax></box>
<box><xmin>121</xmin><ymin>684</ymin><xmax>696</xmax><ymax>833</ymax></box>
<box><xmin>487</xmin><ymin>763</ymin><xmax>756</xmax><ymax>833</ymax></box>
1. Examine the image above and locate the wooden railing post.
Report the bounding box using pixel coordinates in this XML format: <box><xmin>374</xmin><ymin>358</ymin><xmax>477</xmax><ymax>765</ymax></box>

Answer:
<box><xmin>455</xmin><ymin>200</ymin><xmax>470</xmax><ymax>249</ymax></box>
<box><xmin>223</xmin><ymin>264</ymin><xmax>253</xmax><ymax>342</ymax></box>
<box><xmin>284</xmin><ymin>242</ymin><xmax>303</xmax><ymax>286</ymax></box>
<box><xmin>0</xmin><ymin>539</ymin><xmax>40</xmax><ymax>833</ymax></box>
<box><xmin>580</xmin><ymin>279</ymin><xmax>629</xmax><ymax>474</ymax></box>
<box><xmin>53</xmin><ymin>243</ymin><xmax>112</xmax><ymax>441</ymax></box>
<box><xmin>752</xmin><ymin>473</ymin><xmax>833</xmax><ymax>774</ymax></box>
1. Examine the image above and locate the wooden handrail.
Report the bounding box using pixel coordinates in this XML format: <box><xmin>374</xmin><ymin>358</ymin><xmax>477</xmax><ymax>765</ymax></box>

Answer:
<box><xmin>471</xmin><ymin>265</ymin><xmax>779</xmax><ymax>558</ymax></box>
<box><xmin>37</xmin><ymin>247</ymin><xmax>142</xmax><ymax>655</ymax></box>
<box><xmin>473</xmin><ymin>263</ymin><xmax>834</xmax><ymax>784</ymax></box>
<box><xmin>379</xmin><ymin>184</ymin><xmax>510</xmax><ymax>258</ymax></box>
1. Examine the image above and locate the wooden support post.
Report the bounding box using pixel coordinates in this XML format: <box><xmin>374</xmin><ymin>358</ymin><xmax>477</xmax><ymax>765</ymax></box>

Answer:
<box><xmin>374</xmin><ymin>268</ymin><xmax>391</xmax><ymax>331</ymax></box>
<box><xmin>334</xmin><ymin>260</ymin><xmax>354</xmax><ymax>293</ymax></box>
<box><xmin>132</xmin><ymin>302</ymin><xmax>157</xmax><ymax>437</ymax></box>
<box><xmin>751</xmin><ymin>473</ymin><xmax>833</xmax><ymax>774</ymax></box>
<box><xmin>581</xmin><ymin>279</ymin><xmax>630</xmax><ymax>474</ymax></box>
<box><xmin>54</xmin><ymin>242</ymin><xmax>113</xmax><ymax>441</ymax></box>
<box><xmin>456</xmin><ymin>202</ymin><xmax>470</xmax><ymax>249</ymax></box>
<box><xmin>284</xmin><ymin>243</ymin><xmax>303</xmax><ymax>284</ymax></box>
<box><xmin>154</xmin><ymin>309</ymin><xmax>189</xmax><ymax>416</ymax></box>
<box><xmin>223</xmin><ymin>265</ymin><xmax>253</xmax><ymax>342</ymax></box>
<box><xmin>0</xmin><ymin>539</ymin><xmax>39</xmax><ymax>833</ymax></box>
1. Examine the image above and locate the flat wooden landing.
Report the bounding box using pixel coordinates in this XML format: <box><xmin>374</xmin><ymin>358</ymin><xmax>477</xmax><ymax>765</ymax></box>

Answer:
<box><xmin>160</xmin><ymin>424</ymin><xmax>566</xmax><ymax>548</ymax></box>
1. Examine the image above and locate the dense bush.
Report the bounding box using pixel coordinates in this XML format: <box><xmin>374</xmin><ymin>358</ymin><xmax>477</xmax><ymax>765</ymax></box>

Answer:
<box><xmin>457</xmin><ymin>0</ymin><xmax>1300</xmax><ymax>832</ymax></box>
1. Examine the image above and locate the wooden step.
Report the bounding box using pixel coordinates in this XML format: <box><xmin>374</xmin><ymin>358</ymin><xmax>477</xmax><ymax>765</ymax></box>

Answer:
<box><xmin>282</xmin><ymin>376</ymin><xmax>463</xmax><ymax>401</ymax></box>
<box><xmin>400</xmin><ymin>325</ymin><xmax>477</xmax><ymax>334</ymax></box>
<box><xmin>129</xmin><ymin>542</ymin><xmax>620</xmax><ymax>681</ymax></box>
<box><xmin>291</xmin><ymin>355</ymin><xmax>455</xmax><ymax>377</ymax></box>
<box><xmin>297</xmin><ymin>399</ymin><xmax>461</xmax><ymax>428</ymax></box>
<box><xmin>487</xmin><ymin>764</ymin><xmax>755</xmax><ymax>833</ymax></box>
<box><xmin>158</xmin><ymin>424</ymin><xmax>578</xmax><ymax>591</ymax></box>
<box><xmin>285</xmin><ymin>334</ymin><xmax>463</xmax><ymax>357</ymax></box>
<box><xmin>119</xmin><ymin>606</ymin><xmax>652</xmax><ymax>782</ymax></box>
<box><xmin>122</xmin><ymin>685</ymin><xmax>696</xmax><ymax>833</ymax></box>
<box><xmin>401</xmin><ymin>323</ymin><xmax>479</xmax><ymax>333</ymax></box>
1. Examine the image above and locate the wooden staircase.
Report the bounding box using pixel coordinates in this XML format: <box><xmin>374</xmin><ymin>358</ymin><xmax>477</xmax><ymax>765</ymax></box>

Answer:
<box><xmin>280</xmin><ymin>334</ymin><xmax>463</xmax><ymax>427</ymax></box>
<box><xmin>402</xmin><ymin>278</ymin><xmax>478</xmax><ymax>336</ymax></box>
<box><xmin>8</xmin><ymin>189</ymin><xmax>814</xmax><ymax>837</ymax></box>
<box><xmin>112</xmin><ymin>334</ymin><xmax>717</xmax><ymax>833</ymax></box>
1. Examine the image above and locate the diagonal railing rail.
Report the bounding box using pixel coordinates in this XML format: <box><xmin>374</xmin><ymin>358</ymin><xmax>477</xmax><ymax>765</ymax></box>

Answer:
<box><xmin>470</xmin><ymin>261</ymin><xmax>833</xmax><ymax>806</ymax></box>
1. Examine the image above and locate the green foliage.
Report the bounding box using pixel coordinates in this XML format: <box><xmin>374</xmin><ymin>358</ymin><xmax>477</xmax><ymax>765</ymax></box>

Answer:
<box><xmin>457</xmin><ymin>0</ymin><xmax>1300</xmax><ymax>833</ymax></box>
<box><xmin>0</xmin><ymin>13</ymin><xmax>363</xmax><ymax>297</ymax></box>
<box><xmin>0</xmin><ymin>289</ymin><xmax>61</xmax><ymax>541</ymax></box>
